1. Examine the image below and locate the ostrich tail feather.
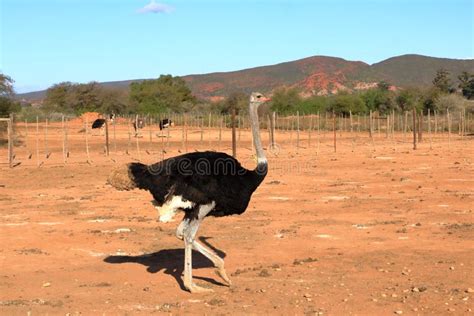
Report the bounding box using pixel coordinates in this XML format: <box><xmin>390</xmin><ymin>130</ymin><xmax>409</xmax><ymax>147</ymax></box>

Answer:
<box><xmin>107</xmin><ymin>164</ymin><xmax>138</xmax><ymax>191</ymax></box>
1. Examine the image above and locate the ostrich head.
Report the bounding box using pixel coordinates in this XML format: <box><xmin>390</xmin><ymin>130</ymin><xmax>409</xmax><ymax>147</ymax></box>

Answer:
<box><xmin>249</xmin><ymin>92</ymin><xmax>270</xmax><ymax>105</ymax></box>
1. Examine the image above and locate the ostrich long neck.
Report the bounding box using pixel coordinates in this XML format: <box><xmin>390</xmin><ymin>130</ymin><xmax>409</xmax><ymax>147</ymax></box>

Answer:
<box><xmin>249</xmin><ymin>102</ymin><xmax>267</xmax><ymax>173</ymax></box>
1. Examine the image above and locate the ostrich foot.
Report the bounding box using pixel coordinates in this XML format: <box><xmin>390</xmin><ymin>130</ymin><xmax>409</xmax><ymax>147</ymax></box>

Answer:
<box><xmin>216</xmin><ymin>267</ymin><xmax>232</xmax><ymax>286</ymax></box>
<box><xmin>185</xmin><ymin>282</ymin><xmax>214</xmax><ymax>294</ymax></box>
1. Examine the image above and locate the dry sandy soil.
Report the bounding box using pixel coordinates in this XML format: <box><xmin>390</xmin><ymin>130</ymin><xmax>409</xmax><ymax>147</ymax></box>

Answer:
<box><xmin>0</xmin><ymin>122</ymin><xmax>473</xmax><ymax>315</ymax></box>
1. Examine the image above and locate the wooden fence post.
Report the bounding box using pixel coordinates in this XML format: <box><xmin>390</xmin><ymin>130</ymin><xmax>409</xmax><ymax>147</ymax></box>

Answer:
<box><xmin>113</xmin><ymin>117</ymin><xmax>117</xmax><ymax>153</ymax></box>
<box><xmin>105</xmin><ymin>117</ymin><xmax>110</xmax><ymax>156</ymax></box>
<box><xmin>296</xmin><ymin>111</ymin><xmax>300</xmax><ymax>150</ymax></box>
<box><xmin>208</xmin><ymin>112</ymin><xmax>212</xmax><ymax>148</ymax></box>
<box><xmin>149</xmin><ymin>117</ymin><xmax>153</xmax><ymax>153</ymax></box>
<box><xmin>85</xmin><ymin>117</ymin><xmax>91</xmax><ymax>164</ymax></box>
<box><xmin>317</xmin><ymin>111</ymin><xmax>321</xmax><ymax>153</ymax></box>
<box><xmin>200</xmin><ymin>117</ymin><xmax>204</xmax><ymax>143</ymax></box>
<box><xmin>7</xmin><ymin>115</ymin><xmax>13</xmax><ymax>168</ymax></box>
<box><xmin>36</xmin><ymin>116</ymin><xmax>40</xmax><ymax>167</ymax></box>
<box><xmin>62</xmin><ymin>115</ymin><xmax>66</xmax><ymax>163</ymax></box>
<box><xmin>418</xmin><ymin>111</ymin><xmax>423</xmax><ymax>142</ymax></box>
<box><xmin>377</xmin><ymin>113</ymin><xmax>380</xmax><ymax>138</ymax></box>
<box><xmin>369</xmin><ymin>110</ymin><xmax>373</xmax><ymax>139</ymax></box>
<box><xmin>45</xmin><ymin>118</ymin><xmax>50</xmax><ymax>158</ymax></box>
<box><xmin>308</xmin><ymin>114</ymin><xmax>312</xmax><ymax>147</ymax></box>
<box><xmin>135</xmin><ymin>115</ymin><xmax>141</xmax><ymax>160</ymax></box>
<box><xmin>267</xmin><ymin>115</ymin><xmax>271</xmax><ymax>146</ymax></box>
<box><xmin>272</xmin><ymin>112</ymin><xmax>276</xmax><ymax>149</ymax></box>
<box><xmin>447</xmin><ymin>108</ymin><xmax>451</xmax><ymax>148</ymax></box>
<box><xmin>25</xmin><ymin>118</ymin><xmax>32</xmax><ymax>159</ymax></box>
<box><xmin>238</xmin><ymin>115</ymin><xmax>241</xmax><ymax>141</ymax></box>
<box><xmin>404</xmin><ymin>111</ymin><xmax>408</xmax><ymax>141</ymax></box>
<box><xmin>231</xmin><ymin>108</ymin><xmax>237</xmax><ymax>158</ymax></box>
<box><xmin>289</xmin><ymin>116</ymin><xmax>293</xmax><ymax>146</ymax></box>
<box><xmin>127</xmin><ymin>120</ymin><xmax>131</xmax><ymax>155</ymax></box>
<box><xmin>349</xmin><ymin>111</ymin><xmax>353</xmax><ymax>134</ymax></box>
<box><xmin>65</xmin><ymin>117</ymin><xmax>69</xmax><ymax>159</ymax></box>
<box><xmin>333</xmin><ymin>112</ymin><xmax>336</xmax><ymax>153</ymax></box>
<box><xmin>428</xmin><ymin>109</ymin><xmax>432</xmax><ymax>150</ymax></box>
<box><xmin>218</xmin><ymin>116</ymin><xmax>222</xmax><ymax>151</ymax></box>
<box><xmin>412</xmin><ymin>108</ymin><xmax>417</xmax><ymax>150</ymax></box>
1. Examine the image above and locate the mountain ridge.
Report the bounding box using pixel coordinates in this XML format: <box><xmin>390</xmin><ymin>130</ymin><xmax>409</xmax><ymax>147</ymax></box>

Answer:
<box><xmin>17</xmin><ymin>54</ymin><xmax>474</xmax><ymax>101</ymax></box>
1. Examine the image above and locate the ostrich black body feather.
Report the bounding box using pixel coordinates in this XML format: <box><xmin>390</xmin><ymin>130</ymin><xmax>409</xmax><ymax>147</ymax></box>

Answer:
<box><xmin>92</xmin><ymin>119</ymin><xmax>106</xmax><ymax>129</ymax></box>
<box><xmin>159</xmin><ymin>119</ymin><xmax>172</xmax><ymax>130</ymax></box>
<box><xmin>129</xmin><ymin>151</ymin><xmax>267</xmax><ymax>218</ymax></box>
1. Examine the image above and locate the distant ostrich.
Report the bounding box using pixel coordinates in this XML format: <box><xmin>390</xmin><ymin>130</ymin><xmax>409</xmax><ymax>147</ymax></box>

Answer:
<box><xmin>159</xmin><ymin>118</ymin><xmax>174</xmax><ymax>130</ymax></box>
<box><xmin>91</xmin><ymin>114</ymin><xmax>115</xmax><ymax>135</ymax></box>
<box><xmin>91</xmin><ymin>117</ymin><xmax>106</xmax><ymax>136</ymax></box>
<box><xmin>107</xmin><ymin>92</ymin><xmax>269</xmax><ymax>293</ymax></box>
<box><xmin>91</xmin><ymin>118</ymin><xmax>106</xmax><ymax>130</ymax></box>
<box><xmin>132</xmin><ymin>118</ymin><xmax>146</xmax><ymax>136</ymax></box>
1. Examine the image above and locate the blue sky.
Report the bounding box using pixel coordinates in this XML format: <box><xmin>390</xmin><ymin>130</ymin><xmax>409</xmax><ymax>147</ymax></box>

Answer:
<box><xmin>1</xmin><ymin>0</ymin><xmax>473</xmax><ymax>93</ymax></box>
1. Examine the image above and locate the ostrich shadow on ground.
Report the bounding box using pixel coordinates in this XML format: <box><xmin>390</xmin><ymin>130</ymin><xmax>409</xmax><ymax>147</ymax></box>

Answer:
<box><xmin>103</xmin><ymin>237</ymin><xmax>227</xmax><ymax>290</ymax></box>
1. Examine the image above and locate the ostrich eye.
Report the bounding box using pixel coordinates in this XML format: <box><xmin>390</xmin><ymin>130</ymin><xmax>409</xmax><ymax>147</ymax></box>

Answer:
<box><xmin>257</xmin><ymin>95</ymin><xmax>261</xmax><ymax>99</ymax></box>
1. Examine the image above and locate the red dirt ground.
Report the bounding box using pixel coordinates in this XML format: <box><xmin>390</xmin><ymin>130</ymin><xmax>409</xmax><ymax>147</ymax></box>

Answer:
<box><xmin>1</xmin><ymin>123</ymin><xmax>473</xmax><ymax>315</ymax></box>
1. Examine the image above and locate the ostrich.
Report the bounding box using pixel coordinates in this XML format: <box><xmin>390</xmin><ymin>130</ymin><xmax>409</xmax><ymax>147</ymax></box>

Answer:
<box><xmin>107</xmin><ymin>92</ymin><xmax>269</xmax><ymax>293</ymax></box>
<box><xmin>92</xmin><ymin>114</ymin><xmax>115</xmax><ymax>135</ymax></box>
<box><xmin>159</xmin><ymin>118</ymin><xmax>174</xmax><ymax>130</ymax></box>
<box><xmin>91</xmin><ymin>117</ymin><xmax>106</xmax><ymax>136</ymax></box>
<box><xmin>91</xmin><ymin>118</ymin><xmax>106</xmax><ymax>129</ymax></box>
<box><xmin>132</xmin><ymin>118</ymin><xmax>146</xmax><ymax>137</ymax></box>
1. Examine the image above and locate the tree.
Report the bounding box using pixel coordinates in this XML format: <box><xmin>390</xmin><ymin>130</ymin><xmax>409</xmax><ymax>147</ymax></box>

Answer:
<box><xmin>360</xmin><ymin>88</ymin><xmax>395</xmax><ymax>114</ymax></box>
<box><xmin>66</xmin><ymin>82</ymin><xmax>103</xmax><ymax>113</ymax></box>
<box><xmin>0</xmin><ymin>73</ymin><xmax>14</xmax><ymax>97</ymax></box>
<box><xmin>44</xmin><ymin>82</ymin><xmax>74</xmax><ymax>112</ymax></box>
<box><xmin>129</xmin><ymin>75</ymin><xmax>196</xmax><ymax>113</ymax></box>
<box><xmin>458</xmin><ymin>71</ymin><xmax>471</xmax><ymax>89</ymax></box>
<box><xmin>434</xmin><ymin>94</ymin><xmax>468</xmax><ymax>113</ymax></box>
<box><xmin>0</xmin><ymin>73</ymin><xmax>18</xmax><ymax>117</ymax></box>
<box><xmin>377</xmin><ymin>80</ymin><xmax>391</xmax><ymax>91</ymax></box>
<box><xmin>462</xmin><ymin>78</ymin><xmax>474</xmax><ymax>100</ymax></box>
<box><xmin>395</xmin><ymin>88</ymin><xmax>422</xmax><ymax>112</ymax></box>
<box><xmin>458</xmin><ymin>71</ymin><xmax>474</xmax><ymax>99</ymax></box>
<box><xmin>296</xmin><ymin>95</ymin><xmax>329</xmax><ymax>114</ymax></box>
<box><xmin>432</xmin><ymin>69</ymin><xmax>452</xmax><ymax>93</ymax></box>
<box><xmin>218</xmin><ymin>91</ymin><xmax>248</xmax><ymax>114</ymax></box>
<box><xmin>328</xmin><ymin>92</ymin><xmax>365</xmax><ymax>115</ymax></box>
<box><xmin>44</xmin><ymin>81</ymin><xmax>130</xmax><ymax>114</ymax></box>
<box><xmin>99</xmin><ymin>87</ymin><xmax>129</xmax><ymax>114</ymax></box>
<box><xmin>269</xmin><ymin>87</ymin><xmax>302</xmax><ymax>114</ymax></box>
<box><xmin>421</xmin><ymin>87</ymin><xmax>442</xmax><ymax>113</ymax></box>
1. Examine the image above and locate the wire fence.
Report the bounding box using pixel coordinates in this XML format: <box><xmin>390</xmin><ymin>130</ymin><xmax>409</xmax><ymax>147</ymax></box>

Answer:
<box><xmin>1</xmin><ymin>110</ymin><xmax>472</xmax><ymax>168</ymax></box>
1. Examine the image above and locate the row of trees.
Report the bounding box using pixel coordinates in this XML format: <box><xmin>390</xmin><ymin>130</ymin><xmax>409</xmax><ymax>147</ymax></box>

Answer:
<box><xmin>43</xmin><ymin>81</ymin><xmax>129</xmax><ymax>114</ymax></box>
<box><xmin>41</xmin><ymin>75</ymin><xmax>198</xmax><ymax>115</ymax></box>
<box><xmin>270</xmin><ymin>69</ymin><xmax>474</xmax><ymax>115</ymax></box>
<box><xmin>2</xmin><ymin>68</ymin><xmax>474</xmax><ymax>118</ymax></box>
<box><xmin>42</xmin><ymin>68</ymin><xmax>474</xmax><ymax>116</ymax></box>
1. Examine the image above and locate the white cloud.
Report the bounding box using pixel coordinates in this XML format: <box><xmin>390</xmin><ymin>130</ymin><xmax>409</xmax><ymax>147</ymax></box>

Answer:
<box><xmin>137</xmin><ymin>1</ymin><xmax>174</xmax><ymax>14</ymax></box>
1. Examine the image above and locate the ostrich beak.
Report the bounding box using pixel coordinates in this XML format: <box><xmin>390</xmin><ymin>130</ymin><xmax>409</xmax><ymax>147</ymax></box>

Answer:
<box><xmin>261</xmin><ymin>97</ymin><xmax>271</xmax><ymax>103</ymax></box>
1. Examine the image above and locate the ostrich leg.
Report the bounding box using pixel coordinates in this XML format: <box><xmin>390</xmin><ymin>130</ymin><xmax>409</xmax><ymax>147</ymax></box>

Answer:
<box><xmin>192</xmin><ymin>241</ymin><xmax>232</xmax><ymax>286</ymax></box>
<box><xmin>183</xmin><ymin>219</ymin><xmax>213</xmax><ymax>293</ymax></box>
<box><xmin>176</xmin><ymin>218</ymin><xmax>231</xmax><ymax>286</ymax></box>
<box><xmin>183</xmin><ymin>202</ymin><xmax>221</xmax><ymax>293</ymax></box>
